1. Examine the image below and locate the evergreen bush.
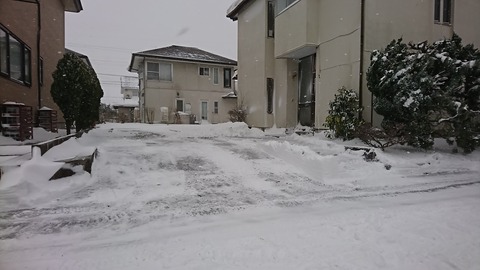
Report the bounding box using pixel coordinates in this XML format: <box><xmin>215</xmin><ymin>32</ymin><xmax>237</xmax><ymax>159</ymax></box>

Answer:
<box><xmin>324</xmin><ymin>87</ymin><xmax>363</xmax><ymax>140</ymax></box>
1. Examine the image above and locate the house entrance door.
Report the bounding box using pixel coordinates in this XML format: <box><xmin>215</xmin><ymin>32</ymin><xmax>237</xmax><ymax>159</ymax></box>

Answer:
<box><xmin>201</xmin><ymin>101</ymin><xmax>208</xmax><ymax>121</ymax></box>
<box><xmin>298</xmin><ymin>54</ymin><xmax>316</xmax><ymax>127</ymax></box>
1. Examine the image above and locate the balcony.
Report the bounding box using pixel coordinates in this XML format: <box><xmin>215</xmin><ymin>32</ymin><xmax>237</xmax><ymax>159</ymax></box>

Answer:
<box><xmin>274</xmin><ymin>0</ymin><xmax>318</xmax><ymax>59</ymax></box>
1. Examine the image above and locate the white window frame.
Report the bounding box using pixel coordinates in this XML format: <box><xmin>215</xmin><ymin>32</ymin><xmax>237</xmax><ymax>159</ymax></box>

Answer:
<box><xmin>213</xmin><ymin>68</ymin><xmax>219</xmax><ymax>84</ymax></box>
<box><xmin>175</xmin><ymin>98</ymin><xmax>185</xmax><ymax>112</ymax></box>
<box><xmin>213</xmin><ymin>101</ymin><xmax>219</xmax><ymax>114</ymax></box>
<box><xmin>146</xmin><ymin>61</ymin><xmax>172</xmax><ymax>81</ymax></box>
<box><xmin>199</xmin><ymin>67</ymin><xmax>210</xmax><ymax>76</ymax></box>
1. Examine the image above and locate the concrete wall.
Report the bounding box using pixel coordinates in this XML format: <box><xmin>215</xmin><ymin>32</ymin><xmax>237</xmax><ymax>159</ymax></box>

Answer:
<box><xmin>141</xmin><ymin>58</ymin><xmax>236</xmax><ymax>124</ymax></box>
<box><xmin>0</xmin><ymin>0</ymin><xmax>68</xmax><ymax>126</ymax></box>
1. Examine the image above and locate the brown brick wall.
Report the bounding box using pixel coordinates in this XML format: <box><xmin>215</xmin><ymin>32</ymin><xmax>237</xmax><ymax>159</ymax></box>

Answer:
<box><xmin>0</xmin><ymin>0</ymin><xmax>67</xmax><ymax>126</ymax></box>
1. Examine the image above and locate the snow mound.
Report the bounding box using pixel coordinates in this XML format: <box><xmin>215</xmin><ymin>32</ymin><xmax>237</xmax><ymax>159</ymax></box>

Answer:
<box><xmin>43</xmin><ymin>137</ymin><xmax>96</xmax><ymax>161</ymax></box>
<box><xmin>0</xmin><ymin>147</ymin><xmax>92</xmax><ymax>210</ymax></box>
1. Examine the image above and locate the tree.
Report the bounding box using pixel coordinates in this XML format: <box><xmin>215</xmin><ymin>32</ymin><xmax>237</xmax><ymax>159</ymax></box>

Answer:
<box><xmin>51</xmin><ymin>53</ymin><xmax>103</xmax><ymax>134</ymax></box>
<box><xmin>367</xmin><ymin>34</ymin><xmax>480</xmax><ymax>152</ymax></box>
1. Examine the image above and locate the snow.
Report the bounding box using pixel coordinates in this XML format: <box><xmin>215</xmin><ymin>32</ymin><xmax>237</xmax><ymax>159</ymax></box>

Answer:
<box><xmin>0</xmin><ymin>123</ymin><xmax>479</xmax><ymax>269</ymax></box>
<box><xmin>43</xmin><ymin>137</ymin><xmax>96</xmax><ymax>161</ymax></box>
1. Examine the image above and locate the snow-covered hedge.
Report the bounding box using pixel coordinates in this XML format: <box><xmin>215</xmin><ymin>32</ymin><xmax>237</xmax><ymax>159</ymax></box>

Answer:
<box><xmin>367</xmin><ymin>34</ymin><xmax>480</xmax><ymax>153</ymax></box>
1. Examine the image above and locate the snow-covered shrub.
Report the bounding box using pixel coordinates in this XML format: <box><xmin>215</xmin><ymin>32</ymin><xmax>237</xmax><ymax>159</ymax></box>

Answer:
<box><xmin>355</xmin><ymin>123</ymin><xmax>407</xmax><ymax>151</ymax></box>
<box><xmin>367</xmin><ymin>34</ymin><xmax>480</xmax><ymax>153</ymax></box>
<box><xmin>228</xmin><ymin>105</ymin><xmax>247</xmax><ymax>123</ymax></box>
<box><xmin>324</xmin><ymin>87</ymin><xmax>363</xmax><ymax>140</ymax></box>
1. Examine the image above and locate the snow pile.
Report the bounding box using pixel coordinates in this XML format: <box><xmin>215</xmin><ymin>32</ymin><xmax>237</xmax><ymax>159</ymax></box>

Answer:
<box><xmin>43</xmin><ymin>137</ymin><xmax>96</xmax><ymax>161</ymax></box>
<box><xmin>0</xmin><ymin>147</ymin><xmax>92</xmax><ymax>210</ymax></box>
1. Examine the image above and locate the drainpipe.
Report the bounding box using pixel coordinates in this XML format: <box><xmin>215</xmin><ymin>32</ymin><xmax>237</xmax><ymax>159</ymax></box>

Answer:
<box><xmin>36</xmin><ymin>0</ymin><xmax>41</xmax><ymax>110</ymax></box>
<box><xmin>359</xmin><ymin>0</ymin><xmax>366</xmax><ymax>122</ymax></box>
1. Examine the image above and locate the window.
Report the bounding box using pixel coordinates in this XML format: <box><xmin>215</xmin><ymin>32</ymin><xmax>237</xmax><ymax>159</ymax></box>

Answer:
<box><xmin>39</xmin><ymin>57</ymin><xmax>43</xmax><ymax>86</ymax></box>
<box><xmin>275</xmin><ymin>0</ymin><xmax>297</xmax><ymax>15</ymax></box>
<box><xmin>213</xmin><ymin>68</ymin><xmax>219</xmax><ymax>84</ymax></box>
<box><xmin>0</xmin><ymin>25</ymin><xmax>31</xmax><ymax>85</ymax></box>
<box><xmin>434</xmin><ymin>0</ymin><xmax>441</xmax><ymax>21</ymax></box>
<box><xmin>176</xmin><ymin>98</ymin><xmax>184</xmax><ymax>112</ymax></box>
<box><xmin>214</xmin><ymin>101</ymin><xmax>219</xmax><ymax>114</ymax></box>
<box><xmin>443</xmin><ymin>0</ymin><xmax>452</xmax><ymax>24</ymax></box>
<box><xmin>267</xmin><ymin>78</ymin><xmax>274</xmax><ymax>114</ymax></box>
<box><xmin>0</xmin><ymin>28</ymin><xmax>7</xmax><ymax>74</ymax></box>
<box><xmin>224</xmin><ymin>68</ymin><xmax>232</xmax><ymax>88</ymax></box>
<box><xmin>434</xmin><ymin>0</ymin><xmax>453</xmax><ymax>24</ymax></box>
<box><xmin>267</xmin><ymin>1</ymin><xmax>275</xmax><ymax>38</ymax></box>
<box><xmin>199</xmin><ymin>67</ymin><xmax>210</xmax><ymax>76</ymax></box>
<box><xmin>147</xmin><ymin>62</ymin><xmax>172</xmax><ymax>81</ymax></box>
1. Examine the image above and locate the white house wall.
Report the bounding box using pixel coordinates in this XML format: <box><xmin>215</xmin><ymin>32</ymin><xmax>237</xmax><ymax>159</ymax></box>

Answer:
<box><xmin>142</xmin><ymin>58</ymin><xmax>236</xmax><ymax>124</ymax></box>
<box><xmin>237</xmin><ymin>0</ymin><xmax>274</xmax><ymax>128</ymax></box>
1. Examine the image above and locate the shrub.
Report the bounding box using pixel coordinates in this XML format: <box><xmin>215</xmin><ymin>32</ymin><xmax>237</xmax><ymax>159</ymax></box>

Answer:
<box><xmin>367</xmin><ymin>34</ymin><xmax>480</xmax><ymax>153</ymax></box>
<box><xmin>324</xmin><ymin>87</ymin><xmax>363</xmax><ymax>140</ymax></box>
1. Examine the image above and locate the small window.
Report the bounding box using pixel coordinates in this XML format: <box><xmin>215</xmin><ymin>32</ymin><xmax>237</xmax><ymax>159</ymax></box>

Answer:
<box><xmin>267</xmin><ymin>78</ymin><xmax>274</xmax><ymax>114</ymax></box>
<box><xmin>39</xmin><ymin>57</ymin><xmax>44</xmax><ymax>86</ymax></box>
<box><xmin>213</xmin><ymin>101</ymin><xmax>219</xmax><ymax>114</ymax></box>
<box><xmin>0</xmin><ymin>28</ymin><xmax>7</xmax><ymax>74</ymax></box>
<box><xmin>267</xmin><ymin>1</ymin><xmax>275</xmax><ymax>38</ymax></box>
<box><xmin>176</xmin><ymin>99</ymin><xmax>184</xmax><ymax>112</ymax></box>
<box><xmin>213</xmin><ymin>68</ymin><xmax>219</xmax><ymax>84</ymax></box>
<box><xmin>434</xmin><ymin>0</ymin><xmax>453</xmax><ymax>24</ymax></box>
<box><xmin>434</xmin><ymin>0</ymin><xmax>441</xmax><ymax>21</ymax></box>
<box><xmin>9</xmin><ymin>35</ymin><xmax>23</xmax><ymax>81</ymax></box>
<box><xmin>199</xmin><ymin>67</ymin><xmax>210</xmax><ymax>76</ymax></box>
<box><xmin>443</xmin><ymin>0</ymin><xmax>452</xmax><ymax>24</ymax></box>
<box><xmin>224</xmin><ymin>68</ymin><xmax>232</xmax><ymax>88</ymax></box>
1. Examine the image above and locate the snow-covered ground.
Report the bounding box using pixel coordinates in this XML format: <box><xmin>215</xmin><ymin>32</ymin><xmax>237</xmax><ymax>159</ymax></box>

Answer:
<box><xmin>0</xmin><ymin>122</ymin><xmax>479</xmax><ymax>270</ymax></box>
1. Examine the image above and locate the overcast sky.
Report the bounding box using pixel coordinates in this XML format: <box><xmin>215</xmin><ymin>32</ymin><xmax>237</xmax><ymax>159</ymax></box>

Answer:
<box><xmin>65</xmin><ymin>0</ymin><xmax>238</xmax><ymax>103</ymax></box>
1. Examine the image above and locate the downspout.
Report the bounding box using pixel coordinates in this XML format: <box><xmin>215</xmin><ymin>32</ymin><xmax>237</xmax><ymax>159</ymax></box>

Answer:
<box><xmin>359</xmin><ymin>0</ymin><xmax>365</xmax><ymax>122</ymax></box>
<box><xmin>36</xmin><ymin>0</ymin><xmax>41</xmax><ymax>110</ymax></box>
<box><xmin>143</xmin><ymin>57</ymin><xmax>146</xmax><ymax>123</ymax></box>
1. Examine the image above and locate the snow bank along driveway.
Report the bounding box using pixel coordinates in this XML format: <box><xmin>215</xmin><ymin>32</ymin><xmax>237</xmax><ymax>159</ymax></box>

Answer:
<box><xmin>1</xmin><ymin>123</ymin><xmax>479</xmax><ymax>269</ymax></box>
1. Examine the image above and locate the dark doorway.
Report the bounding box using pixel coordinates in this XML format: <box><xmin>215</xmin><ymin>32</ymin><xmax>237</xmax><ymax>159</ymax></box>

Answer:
<box><xmin>298</xmin><ymin>54</ymin><xmax>316</xmax><ymax>126</ymax></box>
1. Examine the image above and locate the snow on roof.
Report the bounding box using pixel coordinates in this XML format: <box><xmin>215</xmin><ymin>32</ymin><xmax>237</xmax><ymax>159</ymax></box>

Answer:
<box><xmin>134</xmin><ymin>45</ymin><xmax>237</xmax><ymax>66</ymax></box>
<box><xmin>39</xmin><ymin>107</ymin><xmax>53</xmax><ymax>111</ymax></box>
<box><xmin>3</xmin><ymin>101</ymin><xmax>25</xmax><ymax>106</ymax></box>
<box><xmin>222</xmin><ymin>92</ymin><xmax>238</xmax><ymax>98</ymax></box>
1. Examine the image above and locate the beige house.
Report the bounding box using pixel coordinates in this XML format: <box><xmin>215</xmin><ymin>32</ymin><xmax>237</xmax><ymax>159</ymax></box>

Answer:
<box><xmin>128</xmin><ymin>45</ymin><xmax>237</xmax><ymax>124</ymax></box>
<box><xmin>227</xmin><ymin>0</ymin><xmax>480</xmax><ymax>129</ymax></box>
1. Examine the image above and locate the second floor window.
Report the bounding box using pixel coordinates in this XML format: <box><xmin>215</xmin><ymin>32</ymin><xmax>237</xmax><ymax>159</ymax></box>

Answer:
<box><xmin>147</xmin><ymin>62</ymin><xmax>172</xmax><ymax>81</ymax></box>
<box><xmin>199</xmin><ymin>67</ymin><xmax>210</xmax><ymax>76</ymax></box>
<box><xmin>224</xmin><ymin>68</ymin><xmax>232</xmax><ymax>88</ymax></box>
<box><xmin>267</xmin><ymin>1</ymin><xmax>275</xmax><ymax>38</ymax></box>
<box><xmin>0</xmin><ymin>26</ymin><xmax>31</xmax><ymax>85</ymax></box>
<box><xmin>213</xmin><ymin>68</ymin><xmax>219</xmax><ymax>84</ymax></box>
<box><xmin>275</xmin><ymin>0</ymin><xmax>297</xmax><ymax>15</ymax></box>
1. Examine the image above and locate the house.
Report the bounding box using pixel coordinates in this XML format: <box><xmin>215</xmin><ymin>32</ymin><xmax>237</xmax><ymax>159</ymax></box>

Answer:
<box><xmin>227</xmin><ymin>0</ymin><xmax>480</xmax><ymax>129</ymax></box>
<box><xmin>128</xmin><ymin>45</ymin><xmax>237</xmax><ymax>124</ymax></box>
<box><xmin>0</xmin><ymin>0</ymin><xmax>83</xmax><ymax>135</ymax></box>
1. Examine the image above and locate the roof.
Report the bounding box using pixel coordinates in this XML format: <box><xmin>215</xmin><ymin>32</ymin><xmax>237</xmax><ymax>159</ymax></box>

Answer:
<box><xmin>63</xmin><ymin>0</ymin><xmax>83</xmax><ymax>12</ymax></box>
<box><xmin>128</xmin><ymin>45</ymin><xmax>237</xmax><ymax>72</ymax></box>
<box><xmin>226</xmin><ymin>0</ymin><xmax>252</xmax><ymax>21</ymax></box>
<box><xmin>65</xmin><ymin>48</ymin><xmax>93</xmax><ymax>68</ymax></box>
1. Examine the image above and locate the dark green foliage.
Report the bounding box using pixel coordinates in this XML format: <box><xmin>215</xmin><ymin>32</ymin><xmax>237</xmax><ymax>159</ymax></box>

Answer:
<box><xmin>51</xmin><ymin>53</ymin><xmax>103</xmax><ymax>134</ymax></box>
<box><xmin>324</xmin><ymin>87</ymin><xmax>363</xmax><ymax>140</ymax></box>
<box><xmin>367</xmin><ymin>34</ymin><xmax>480</xmax><ymax>153</ymax></box>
